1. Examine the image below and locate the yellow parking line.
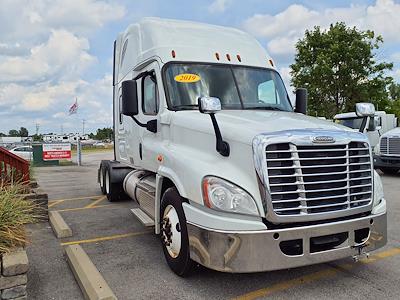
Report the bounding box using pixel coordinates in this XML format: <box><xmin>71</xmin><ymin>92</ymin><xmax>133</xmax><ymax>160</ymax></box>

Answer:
<box><xmin>60</xmin><ymin>231</ymin><xmax>151</xmax><ymax>246</ymax></box>
<box><xmin>233</xmin><ymin>247</ymin><xmax>400</xmax><ymax>300</ymax></box>
<box><xmin>48</xmin><ymin>195</ymin><xmax>102</xmax><ymax>203</ymax></box>
<box><xmin>85</xmin><ymin>195</ymin><xmax>107</xmax><ymax>208</ymax></box>
<box><xmin>48</xmin><ymin>200</ymin><xmax>65</xmax><ymax>208</ymax></box>
<box><xmin>55</xmin><ymin>204</ymin><xmax>116</xmax><ymax>213</ymax></box>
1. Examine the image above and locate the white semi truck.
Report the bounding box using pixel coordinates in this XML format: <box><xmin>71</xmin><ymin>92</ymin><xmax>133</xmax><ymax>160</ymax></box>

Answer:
<box><xmin>334</xmin><ymin>111</ymin><xmax>397</xmax><ymax>148</ymax></box>
<box><xmin>98</xmin><ymin>18</ymin><xmax>387</xmax><ymax>276</ymax></box>
<box><xmin>374</xmin><ymin>127</ymin><xmax>400</xmax><ymax>174</ymax></box>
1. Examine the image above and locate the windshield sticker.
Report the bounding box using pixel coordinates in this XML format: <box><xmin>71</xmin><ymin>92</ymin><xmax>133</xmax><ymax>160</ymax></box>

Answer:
<box><xmin>174</xmin><ymin>73</ymin><xmax>201</xmax><ymax>83</ymax></box>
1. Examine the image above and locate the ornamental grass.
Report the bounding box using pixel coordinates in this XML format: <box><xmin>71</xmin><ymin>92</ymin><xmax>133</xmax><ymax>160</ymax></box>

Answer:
<box><xmin>0</xmin><ymin>184</ymin><xmax>38</xmax><ymax>254</ymax></box>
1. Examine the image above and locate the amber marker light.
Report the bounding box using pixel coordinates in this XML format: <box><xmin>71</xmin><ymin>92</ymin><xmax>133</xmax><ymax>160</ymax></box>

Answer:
<box><xmin>237</xmin><ymin>54</ymin><xmax>241</xmax><ymax>62</ymax></box>
<box><xmin>171</xmin><ymin>50</ymin><xmax>176</xmax><ymax>58</ymax></box>
<box><xmin>202</xmin><ymin>178</ymin><xmax>212</xmax><ymax>208</ymax></box>
<box><xmin>226</xmin><ymin>54</ymin><xmax>231</xmax><ymax>61</ymax></box>
<box><xmin>215</xmin><ymin>52</ymin><xmax>220</xmax><ymax>60</ymax></box>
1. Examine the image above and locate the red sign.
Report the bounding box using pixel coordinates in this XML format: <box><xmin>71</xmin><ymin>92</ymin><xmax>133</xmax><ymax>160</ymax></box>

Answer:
<box><xmin>43</xmin><ymin>143</ymin><xmax>71</xmax><ymax>161</ymax></box>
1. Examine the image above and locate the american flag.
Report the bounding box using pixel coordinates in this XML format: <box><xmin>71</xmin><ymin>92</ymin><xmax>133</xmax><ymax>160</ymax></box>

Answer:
<box><xmin>69</xmin><ymin>97</ymin><xmax>78</xmax><ymax>115</ymax></box>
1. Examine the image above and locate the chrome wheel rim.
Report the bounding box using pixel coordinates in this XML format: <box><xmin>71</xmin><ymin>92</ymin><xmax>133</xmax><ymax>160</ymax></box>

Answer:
<box><xmin>105</xmin><ymin>171</ymin><xmax>110</xmax><ymax>194</ymax></box>
<box><xmin>162</xmin><ymin>205</ymin><xmax>181</xmax><ymax>258</ymax></box>
<box><xmin>100</xmin><ymin>168</ymin><xmax>104</xmax><ymax>188</ymax></box>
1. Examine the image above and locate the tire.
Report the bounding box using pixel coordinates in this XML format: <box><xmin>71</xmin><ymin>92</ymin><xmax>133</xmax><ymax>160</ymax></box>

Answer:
<box><xmin>160</xmin><ymin>187</ymin><xmax>193</xmax><ymax>277</ymax></box>
<box><xmin>104</xmin><ymin>165</ymin><xmax>120</xmax><ymax>202</ymax></box>
<box><xmin>99</xmin><ymin>163</ymin><xmax>106</xmax><ymax>195</ymax></box>
<box><xmin>380</xmin><ymin>167</ymin><xmax>399</xmax><ymax>175</ymax></box>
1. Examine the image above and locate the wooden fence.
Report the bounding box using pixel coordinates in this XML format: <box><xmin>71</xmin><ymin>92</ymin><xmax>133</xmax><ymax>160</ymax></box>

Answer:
<box><xmin>0</xmin><ymin>147</ymin><xmax>30</xmax><ymax>185</ymax></box>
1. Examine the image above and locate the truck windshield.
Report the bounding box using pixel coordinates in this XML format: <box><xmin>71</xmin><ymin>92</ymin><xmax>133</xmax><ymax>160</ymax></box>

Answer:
<box><xmin>336</xmin><ymin>117</ymin><xmax>377</xmax><ymax>131</ymax></box>
<box><xmin>164</xmin><ymin>63</ymin><xmax>292</xmax><ymax>111</ymax></box>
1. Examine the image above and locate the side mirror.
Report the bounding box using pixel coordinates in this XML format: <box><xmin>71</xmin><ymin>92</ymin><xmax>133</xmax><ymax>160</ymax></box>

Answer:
<box><xmin>295</xmin><ymin>88</ymin><xmax>307</xmax><ymax>114</ymax></box>
<box><xmin>198</xmin><ymin>96</ymin><xmax>221</xmax><ymax>114</ymax></box>
<box><xmin>356</xmin><ymin>103</ymin><xmax>375</xmax><ymax>117</ymax></box>
<box><xmin>121</xmin><ymin>80</ymin><xmax>139</xmax><ymax>116</ymax></box>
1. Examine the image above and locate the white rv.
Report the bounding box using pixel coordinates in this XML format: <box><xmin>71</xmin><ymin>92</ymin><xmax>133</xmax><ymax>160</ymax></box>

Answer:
<box><xmin>98</xmin><ymin>18</ymin><xmax>387</xmax><ymax>276</ymax></box>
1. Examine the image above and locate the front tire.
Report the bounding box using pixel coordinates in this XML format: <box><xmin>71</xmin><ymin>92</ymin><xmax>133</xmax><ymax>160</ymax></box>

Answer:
<box><xmin>160</xmin><ymin>187</ymin><xmax>193</xmax><ymax>277</ymax></box>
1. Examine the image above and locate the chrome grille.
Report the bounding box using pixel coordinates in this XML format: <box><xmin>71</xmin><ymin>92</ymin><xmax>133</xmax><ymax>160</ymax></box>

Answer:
<box><xmin>265</xmin><ymin>142</ymin><xmax>372</xmax><ymax>216</ymax></box>
<box><xmin>380</xmin><ymin>137</ymin><xmax>388</xmax><ymax>154</ymax></box>
<box><xmin>380</xmin><ymin>136</ymin><xmax>400</xmax><ymax>155</ymax></box>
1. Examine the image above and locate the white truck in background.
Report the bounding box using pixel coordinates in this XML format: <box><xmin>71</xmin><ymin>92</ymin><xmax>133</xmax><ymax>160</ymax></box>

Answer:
<box><xmin>374</xmin><ymin>127</ymin><xmax>400</xmax><ymax>174</ymax></box>
<box><xmin>334</xmin><ymin>111</ymin><xmax>397</xmax><ymax>148</ymax></box>
<box><xmin>98</xmin><ymin>18</ymin><xmax>387</xmax><ymax>276</ymax></box>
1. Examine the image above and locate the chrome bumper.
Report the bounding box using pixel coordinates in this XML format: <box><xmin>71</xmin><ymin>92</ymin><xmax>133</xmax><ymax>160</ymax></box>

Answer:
<box><xmin>187</xmin><ymin>212</ymin><xmax>387</xmax><ymax>273</ymax></box>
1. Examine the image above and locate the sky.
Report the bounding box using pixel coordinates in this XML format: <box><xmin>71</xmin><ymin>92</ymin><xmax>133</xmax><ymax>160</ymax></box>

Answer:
<box><xmin>0</xmin><ymin>0</ymin><xmax>399</xmax><ymax>135</ymax></box>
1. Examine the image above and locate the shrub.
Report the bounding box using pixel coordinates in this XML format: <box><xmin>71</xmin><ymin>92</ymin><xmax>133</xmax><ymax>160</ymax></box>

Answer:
<box><xmin>0</xmin><ymin>184</ymin><xmax>38</xmax><ymax>254</ymax></box>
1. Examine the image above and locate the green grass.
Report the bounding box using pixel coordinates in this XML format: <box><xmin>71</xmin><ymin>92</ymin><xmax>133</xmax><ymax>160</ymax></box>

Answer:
<box><xmin>0</xmin><ymin>184</ymin><xmax>40</xmax><ymax>254</ymax></box>
<box><xmin>71</xmin><ymin>147</ymin><xmax>113</xmax><ymax>155</ymax></box>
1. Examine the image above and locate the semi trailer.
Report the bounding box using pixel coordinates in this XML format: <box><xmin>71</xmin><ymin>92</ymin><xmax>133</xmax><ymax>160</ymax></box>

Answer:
<box><xmin>98</xmin><ymin>18</ymin><xmax>387</xmax><ymax>276</ymax></box>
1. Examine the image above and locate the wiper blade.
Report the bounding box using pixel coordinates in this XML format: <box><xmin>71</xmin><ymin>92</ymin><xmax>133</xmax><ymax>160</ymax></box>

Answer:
<box><xmin>172</xmin><ymin>104</ymin><xmax>198</xmax><ymax>110</ymax></box>
<box><xmin>246</xmin><ymin>106</ymin><xmax>286</xmax><ymax>111</ymax></box>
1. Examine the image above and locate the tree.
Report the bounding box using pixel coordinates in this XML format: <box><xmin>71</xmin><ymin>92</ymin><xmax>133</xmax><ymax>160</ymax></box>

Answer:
<box><xmin>0</xmin><ymin>132</ymin><xmax>5</xmax><ymax>137</ymax></box>
<box><xmin>19</xmin><ymin>127</ymin><xmax>28</xmax><ymax>137</ymax></box>
<box><xmin>8</xmin><ymin>129</ymin><xmax>19</xmax><ymax>137</ymax></box>
<box><xmin>290</xmin><ymin>22</ymin><xmax>393</xmax><ymax>118</ymax></box>
<box><xmin>95</xmin><ymin>127</ymin><xmax>113</xmax><ymax>141</ymax></box>
<box><xmin>385</xmin><ymin>83</ymin><xmax>400</xmax><ymax>118</ymax></box>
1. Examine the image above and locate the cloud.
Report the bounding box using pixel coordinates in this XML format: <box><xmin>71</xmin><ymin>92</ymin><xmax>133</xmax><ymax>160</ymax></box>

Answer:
<box><xmin>0</xmin><ymin>30</ymin><xmax>96</xmax><ymax>83</ymax></box>
<box><xmin>0</xmin><ymin>0</ymin><xmax>125</xmax><ymax>133</ymax></box>
<box><xmin>208</xmin><ymin>0</ymin><xmax>232</xmax><ymax>13</ymax></box>
<box><xmin>0</xmin><ymin>0</ymin><xmax>125</xmax><ymax>50</ymax></box>
<box><xmin>243</xmin><ymin>0</ymin><xmax>400</xmax><ymax>57</ymax></box>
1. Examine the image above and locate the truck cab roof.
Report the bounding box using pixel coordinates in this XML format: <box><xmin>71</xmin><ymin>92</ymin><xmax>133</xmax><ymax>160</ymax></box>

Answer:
<box><xmin>115</xmin><ymin>17</ymin><xmax>274</xmax><ymax>83</ymax></box>
<box><xmin>334</xmin><ymin>111</ymin><xmax>387</xmax><ymax>119</ymax></box>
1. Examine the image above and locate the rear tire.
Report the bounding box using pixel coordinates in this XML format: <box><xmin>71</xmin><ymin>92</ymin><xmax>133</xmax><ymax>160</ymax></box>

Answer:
<box><xmin>380</xmin><ymin>167</ymin><xmax>399</xmax><ymax>175</ymax></box>
<box><xmin>160</xmin><ymin>187</ymin><xmax>193</xmax><ymax>277</ymax></box>
<box><xmin>104</xmin><ymin>164</ymin><xmax>120</xmax><ymax>202</ymax></box>
<box><xmin>99</xmin><ymin>163</ymin><xmax>106</xmax><ymax>195</ymax></box>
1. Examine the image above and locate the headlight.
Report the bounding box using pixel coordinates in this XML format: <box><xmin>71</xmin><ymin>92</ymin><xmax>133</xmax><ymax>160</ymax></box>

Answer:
<box><xmin>202</xmin><ymin>176</ymin><xmax>260</xmax><ymax>216</ymax></box>
<box><xmin>373</xmin><ymin>170</ymin><xmax>384</xmax><ymax>206</ymax></box>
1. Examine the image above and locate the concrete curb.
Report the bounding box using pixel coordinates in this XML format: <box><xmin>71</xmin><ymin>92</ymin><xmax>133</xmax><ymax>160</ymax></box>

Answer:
<box><xmin>65</xmin><ymin>245</ymin><xmax>117</xmax><ymax>300</ymax></box>
<box><xmin>49</xmin><ymin>211</ymin><xmax>72</xmax><ymax>238</ymax></box>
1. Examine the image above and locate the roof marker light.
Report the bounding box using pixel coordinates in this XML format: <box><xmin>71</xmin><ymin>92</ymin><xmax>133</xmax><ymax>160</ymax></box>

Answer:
<box><xmin>226</xmin><ymin>54</ymin><xmax>231</xmax><ymax>61</ymax></box>
<box><xmin>269</xmin><ymin>59</ymin><xmax>274</xmax><ymax>67</ymax></box>
<box><xmin>237</xmin><ymin>54</ymin><xmax>241</xmax><ymax>62</ymax></box>
<box><xmin>171</xmin><ymin>50</ymin><xmax>176</xmax><ymax>58</ymax></box>
<box><xmin>215</xmin><ymin>52</ymin><xmax>220</xmax><ymax>60</ymax></box>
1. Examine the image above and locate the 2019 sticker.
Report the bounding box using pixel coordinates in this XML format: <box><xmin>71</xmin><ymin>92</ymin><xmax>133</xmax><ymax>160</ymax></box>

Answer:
<box><xmin>174</xmin><ymin>73</ymin><xmax>201</xmax><ymax>83</ymax></box>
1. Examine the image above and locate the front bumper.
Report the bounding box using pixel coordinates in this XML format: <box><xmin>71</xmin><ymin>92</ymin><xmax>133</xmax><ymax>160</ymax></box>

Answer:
<box><xmin>187</xmin><ymin>212</ymin><xmax>387</xmax><ymax>273</ymax></box>
<box><xmin>373</xmin><ymin>154</ymin><xmax>400</xmax><ymax>169</ymax></box>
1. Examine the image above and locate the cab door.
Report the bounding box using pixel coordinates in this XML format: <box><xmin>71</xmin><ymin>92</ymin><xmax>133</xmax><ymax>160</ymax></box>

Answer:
<box><xmin>136</xmin><ymin>61</ymin><xmax>162</xmax><ymax>172</ymax></box>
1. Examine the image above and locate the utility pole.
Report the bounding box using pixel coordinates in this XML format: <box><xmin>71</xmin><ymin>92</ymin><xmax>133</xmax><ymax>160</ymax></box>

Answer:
<box><xmin>82</xmin><ymin>119</ymin><xmax>85</xmax><ymax>135</ymax></box>
<box><xmin>35</xmin><ymin>123</ymin><xmax>40</xmax><ymax>136</ymax></box>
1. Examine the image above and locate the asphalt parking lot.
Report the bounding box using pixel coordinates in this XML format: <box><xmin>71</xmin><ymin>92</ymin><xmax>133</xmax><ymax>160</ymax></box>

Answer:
<box><xmin>27</xmin><ymin>151</ymin><xmax>400</xmax><ymax>299</ymax></box>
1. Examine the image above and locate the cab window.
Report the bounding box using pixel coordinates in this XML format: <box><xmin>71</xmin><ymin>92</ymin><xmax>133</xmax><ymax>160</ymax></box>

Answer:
<box><xmin>142</xmin><ymin>74</ymin><xmax>159</xmax><ymax>115</ymax></box>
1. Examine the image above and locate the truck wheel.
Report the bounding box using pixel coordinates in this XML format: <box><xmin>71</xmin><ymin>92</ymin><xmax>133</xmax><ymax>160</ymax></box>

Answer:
<box><xmin>104</xmin><ymin>166</ymin><xmax>119</xmax><ymax>202</ymax></box>
<box><xmin>380</xmin><ymin>167</ymin><xmax>399</xmax><ymax>175</ymax></box>
<box><xmin>160</xmin><ymin>187</ymin><xmax>193</xmax><ymax>277</ymax></box>
<box><xmin>99</xmin><ymin>163</ymin><xmax>106</xmax><ymax>195</ymax></box>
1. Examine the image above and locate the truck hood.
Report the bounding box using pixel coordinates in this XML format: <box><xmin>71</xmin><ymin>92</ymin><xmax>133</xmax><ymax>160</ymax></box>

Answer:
<box><xmin>381</xmin><ymin>127</ymin><xmax>400</xmax><ymax>137</ymax></box>
<box><xmin>170</xmin><ymin>110</ymin><xmax>348</xmax><ymax>145</ymax></box>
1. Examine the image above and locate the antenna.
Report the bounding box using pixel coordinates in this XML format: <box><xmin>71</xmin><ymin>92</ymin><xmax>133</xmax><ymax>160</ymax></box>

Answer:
<box><xmin>35</xmin><ymin>123</ymin><xmax>40</xmax><ymax>135</ymax></box>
